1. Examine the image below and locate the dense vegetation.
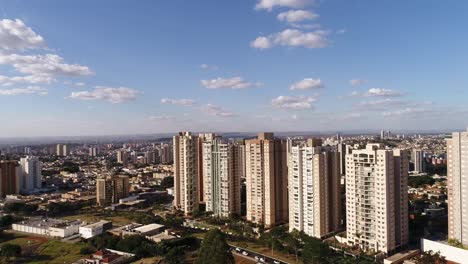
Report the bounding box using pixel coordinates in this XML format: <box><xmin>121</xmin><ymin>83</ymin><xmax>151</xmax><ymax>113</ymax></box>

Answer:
<box><xmin>195</xmin><ymin>229</ymin><xmax>233</xmax><ymax>264</ymax></box>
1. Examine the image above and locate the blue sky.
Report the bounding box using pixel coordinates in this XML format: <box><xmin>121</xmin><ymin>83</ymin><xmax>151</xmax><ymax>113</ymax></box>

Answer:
<box><xmin>0</xmin><ymin>0</ymin><xmax>467</xmax><ymax>137</ymax></box>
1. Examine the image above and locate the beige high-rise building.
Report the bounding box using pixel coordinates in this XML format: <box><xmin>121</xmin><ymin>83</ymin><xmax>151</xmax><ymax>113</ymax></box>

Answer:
<box><xmin>288</xmin><ymin>142</ymin><xmax>341</xmax><ymax>238</ymax></box>
<box><xmin>173</xmin><ymin>132</ymin><xmax>199</xmax><ymax>215</ymax></box>
<box><xmin>197</xmin><ymin>133</ymin><xmax>218</xmax><ymax>203</ymax></box>
<box><xmin>447</xmin><ymin>130</ymin><xmax>468</xmax><ymax>246</ymax></box>
<box><xmin>56</xmin><ymin>144</ymin><xmax>63</xmax><ymax>156</ymax></box>
<box><xmin>96</xmin><ymin>175</ymin><xmax>130</xmax><ymax>206</ymax></box>
<box><xmin>245</xmin><ymin>132</ymin><xmax>288</xmax><ymax>227</ymax></box>
<box><xmin>345</xmin><ymin>144</ymin><xmax>409</xmax><ymax>254</ymax></box>
<box><xmin>116</xmin><ymin>150</ymin><xmax>128</xmax><ymax>164</ymax></box>
<box><xmin>202</xmin><ymin>139</ymin><xmax>241</xmax><ymax>217</ymax></box>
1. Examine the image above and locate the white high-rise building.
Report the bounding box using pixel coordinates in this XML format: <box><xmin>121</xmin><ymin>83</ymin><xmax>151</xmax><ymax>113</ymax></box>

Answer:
<box><xmin>412</xmin><ymin>149</ymin><xmax>425</xmax><ymax>173</ymax></box>
<box><xmin>447</xmin><ymin>130</ymin><xmax>468</xmax><ymax>246</ymax></box>
<box><xmin>20</xmin><ymin>156</ymin><xmax>42</xmax><ymax>192</ymax></box>
<box><xmin>288</xmin><ymin>141</ymin><xmax>342</xmax><ymax>238</ymax></box>
<box><xmin>345</xmin><ymin>144</ymin><xmax>409</xmax><ymax>254</ymax></box>
<box><xmin>89</xmin><ymin>147</ymin><xmax>99</xmax><ymax>157</ymax></box>
<box><xmin>202</xmin><ymin>139</ymin><xmax>241</xmax><ymax>217</ymax></box>
<box><xmin>173</xmin><ymin>132</ymin><xmax>199</xmax><ymax>215</ymax></box>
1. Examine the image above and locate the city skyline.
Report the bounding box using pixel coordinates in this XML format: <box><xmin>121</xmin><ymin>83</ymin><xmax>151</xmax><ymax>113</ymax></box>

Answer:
<box><xmin>1</xmin><ymin>1</ymin><xmax>468</xmax><ymax>137</ymax></box>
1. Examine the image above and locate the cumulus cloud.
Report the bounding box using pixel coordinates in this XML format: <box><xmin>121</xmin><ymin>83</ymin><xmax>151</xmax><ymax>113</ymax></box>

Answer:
<box><xmin>201</xmin><ymin>77</ymin><xmax>261</xmax><ymax>90</ymax></box>
<box><xmin>0</xmin><ymin>19</ymin><xmax>45</xmax><ymax>53</ymax></box>
<box><xmin>69</xmin><ymin>86</ymin><xmax>138</xmax><ymax>103</ymax></box>
<box><xmin>349</xmin><ymin>79</ymin><xmax>366</xmax><ymax>86</ymax></box>
<box><xmin>201</xmin><ymin>104</ymin><xmax>236</xmax><ymax>117</ymax></box>
<box><xmin>290</xmin><ymin>78</ymin><xmax>323</xmax><ymax>90</ymax></box>
<box><xmin>0</xmin><ymin>54</ymin><xmax>93</xmax><ymax>77</ymax></box>
<box><xmin>351</xmin><ymin>88</ymin><xmax>403</xmax><ymax>98</ymax></box>
<box><xmin>161</xmin><ymin>98</ymin><xmax>195</xmax><ymax>106</ymax></box>
<box><xmin>0</xmin><ymin>86</ymin><xmax>46</xmax><ymax>96</ymax></box>
<box><xmin>251</xmin><ymin>29</ymin><xmax>329</xmax><ymax>49</ymax></box>
<box><xmin>0</xmin><ymin>74</ymin><xmax>53</xmax><ymax>86</ymax></box>
<box><xmin>277</xmin><ymin>10</ymin><xmax>318</xmax><ymax>23</ymax></box>
<box><xmin>255</xmin><ymin>0</ymin><xmax>314</xmax><ymax>11</ymax></box>
<box><xmin>271</xmin><ymin>95</ymin><xmax>317</xmax><ymax>110</ymax></box>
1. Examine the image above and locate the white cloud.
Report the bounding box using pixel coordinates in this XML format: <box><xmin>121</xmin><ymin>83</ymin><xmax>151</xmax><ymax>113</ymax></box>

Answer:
<box><xmin>0</xmin><ymin>86</ymin><xmax>46</xmax><ymax>96</ymax></box>
<box><xmin>271</xmin><ymin>95</ymin><xmax>317</xmax><ymax>110</ymax></box>
<box><xmin>161</xmin><ymin>98</ymin><xmax>195</xmax><ymax>106</ymax></box>
<box><xmin>69</xmin><ymin>86</ymin><xmax>138</xmax><ymax>103</ymax></box>
<box><xmin>349</xmin><ymin>79</ymin><xmax>366</xmax><ymax>86</ymax></box>
<box><xmin>255</xmin><ymin>0</ymin><xmax>314</xmax><ymax>11</ymax></box>
<box><xmin>0</xmin><ymin>53</ymin><xmax>93</xmax><ymax>77</ymax></box>
<box><xmin>365</xmin><ymin>88</ymin><xmax>403</xmax><ymax>97</ymax></box>
<box><xmin>351</xmin><ymin>88</ymin><xmax>403</xmax><ymax>98</ymax></box>
<box><xmin>0</xmin><ymin>19</ymin><xmax>45</xmax><ymax>53</ymax></box>
<box><xmin>201</xmin><ymin>104</ymin><xmax>236</xmax><ymax>117</ymax></box>
<box><xmin>0</xmin><ymin>74</ymin><xmax>53</xmax><ymax>86</ymax></box>
<box><xmin>290</xmin><ymin>23</ymin><xmax>321</xmax><ymax>30</ymax></box>
<box><xmin>277</xmin><ymin>10</ymin><xmax>318</xmax><ymax>23</ymax></box>
<box><xmin>382</xmin><ymin>107</ymin><xmax>426</xmax><ymax>117</ymax></box>
<box><xmin>355</xmin><ymin>99</ymin><xmax>407</xmax><ymax>110</ymax></box>
<box><xmin>200</xmin><ymin>64</ymin><xmax>219</xmax><ymax>70</ymax></box>
<box><xmin>201</xmin><ymin>77</ymin><xmax>261</xmax><ymax>90</ymax></box>
<box><xmin>251</xmin><ymin>29</ymin><xmax>329</xmax><ymax>49</ymax></box>
<box><xmin>74</xmin><ymin>82</ymin><xmax>85</xmax><ymax>87</ymax></box>
<box><xmin>290</xmin><ymin>78</ymin><xmax>323</xmax><ymax>90</ymax></box>
<box><xmin>251</xmin><ymin>37</ymin><xmax>273</xmax><ymax>50</ymax></box>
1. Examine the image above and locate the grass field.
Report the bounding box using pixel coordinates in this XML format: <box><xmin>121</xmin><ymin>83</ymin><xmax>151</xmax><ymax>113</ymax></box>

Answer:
<box><xmin>28</xmin><ymin>240</ymin><xmax>86</xmax><ymax>264</ymax></box>
<box><xmin>0</xmin><ymin>232</ymin><xmax>87</xmax><ymax>264</ymax></box>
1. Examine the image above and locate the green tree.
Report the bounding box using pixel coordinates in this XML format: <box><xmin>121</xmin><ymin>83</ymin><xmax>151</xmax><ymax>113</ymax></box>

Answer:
<box><xmin>302</xmin><ymin>236</ymin><xmax>331</xmax><ymax>264</ymax></box>
<box><xmin>414</xmin><ymin>250</ymin><xmax>447</xmax><ymax>264</ymax></box>
<box><xmin>284</xmin><ymin>229</ymin><xmax>301</xmax><ymax>262</ymax></box>
<box><xmin>164</xmin><ymin>246</ymin><xmax>186</xmax><ymax>264</ymax></box>
<box><xmin>195</xmin><ymin>229</ymin><xmax>233</xmax><ymax>264</ymax></box>
<box><xmin>0</xmin><ymin>243</ymin><xmax>21</xmax><ymax>259</ymax></box>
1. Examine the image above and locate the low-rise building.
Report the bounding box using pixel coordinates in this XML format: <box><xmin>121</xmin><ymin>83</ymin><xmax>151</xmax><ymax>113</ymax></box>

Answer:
<box><xmin>12</xmin><ymin>218</ymin><xmax>82</xmax><ymax>238</ymax></box>
<box><xmin>73</xmin><ymin>248</ymin><xmax>135</xmax><ymax>264</ymax></box>
<box><xmin>79</xmin><ymin>220</ymin><xmax>112</xmax><ymax>239</ymax></box>
<box><xmin>121</xmin><ymin>223</ymin><xmax>164</xmax><ymax>237</ymax></box>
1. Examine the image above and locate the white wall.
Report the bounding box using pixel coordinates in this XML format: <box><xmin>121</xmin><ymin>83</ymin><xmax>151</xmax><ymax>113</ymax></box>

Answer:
<box><xmin>421</xmin><ymin>238</ymin><xmax>468</xmax><ymax>264</ymax></box>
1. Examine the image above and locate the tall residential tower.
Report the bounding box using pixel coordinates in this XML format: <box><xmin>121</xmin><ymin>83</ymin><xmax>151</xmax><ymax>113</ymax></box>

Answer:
<box><xmin>245</xmin><ymin>133</ymin><xmax>288</xmax><ymax>227</ymax></box>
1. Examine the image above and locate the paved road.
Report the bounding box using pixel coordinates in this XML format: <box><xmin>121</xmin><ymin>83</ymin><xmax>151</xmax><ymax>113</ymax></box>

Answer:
<box><xmin>229</xmin><ymin>245</ymin><xmax>289</xmax><ymax>264</ymax></box>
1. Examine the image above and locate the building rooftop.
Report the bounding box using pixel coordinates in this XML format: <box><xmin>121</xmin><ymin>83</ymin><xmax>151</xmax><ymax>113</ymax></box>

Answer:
<box><xmin>81</xmin><ymin>220</ymin><xmax>111</xmax><ymax>229</ymax></box>
<box><xmin>132</xmin><ymin>223</ymin><xmax>164</xmax><ymax>233</ymax></box>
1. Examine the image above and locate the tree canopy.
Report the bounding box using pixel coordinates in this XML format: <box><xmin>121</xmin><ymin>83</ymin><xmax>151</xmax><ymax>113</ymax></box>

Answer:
<box><xmin>195</xmin><ymin>229</ymin><xmax>233</xmax><ymax>264</ymax></box>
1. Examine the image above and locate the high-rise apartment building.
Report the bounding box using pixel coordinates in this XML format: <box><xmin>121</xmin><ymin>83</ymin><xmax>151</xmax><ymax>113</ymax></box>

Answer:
<box><xmin>159</xmin><ymin>144</ymin><xmax>173</xmax><ymax>164</ymax></box>
<box><xmin>89</xmin><ymin>147</ymin><xmax>99</xmax><ymax>157</ymax></box>
<box><xmin>412</xmin><ymin>149</ymin><xmax>425</xmax><ymax>173</ymax></box>
<box><xmin>345</xmin><ymin>144</ymin><xmax>409</xmax><ymax>254</ymax></box>
<box><xmin>245</xmin><ymin>132</ymin><xmax>288</xmax><ymax>227</ymax></box>
<box><xmin>96</xmin><ymin>176</ymin><xmax>130</xmax><ymax>206</ymax></box>
<box><xmin>202</xmin><ymin>139</ymin><xmax>241</xmax><ymax>217</ymax></box>
<box><xmin>288</xmin><ymin>141</ymin><xmax>342</xmax><ymax>238</ymax></box>
<box><xmin>447</xmin><ymin>130</ymin><xmax>468</xmax><ymax>246</ymax></box>
<box><xmin>116</xmin><ymin>150</ymin><xmax>128</xmax><ymax>164</ymax></box>
<box><xmin>56</xmin><ymin>144</ymin><xmax>63</xmax><ymax>156</ymax></box>
<box><xmin>20</xmin><ymin>156</ymin><xmax>42</xmax><ymax>192</ymax></box>
<box><xmin>173</xmin><ymin>132</ymin><xmax>199</xmax><ymax>215</ymax></box>
<box><xmin>0</xmin><ymin>161</ymin><xmax>21</xmax><ymax>198</ymax></box>
<box><xmin>56</xmin><ymin>144</ymin><xmax>70</xmax><ymax>156</ymax></box>
<box><xmin>197</xmin><ymin>133</ymin><xmax>218</xmax><ymax>203</ymax></box>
